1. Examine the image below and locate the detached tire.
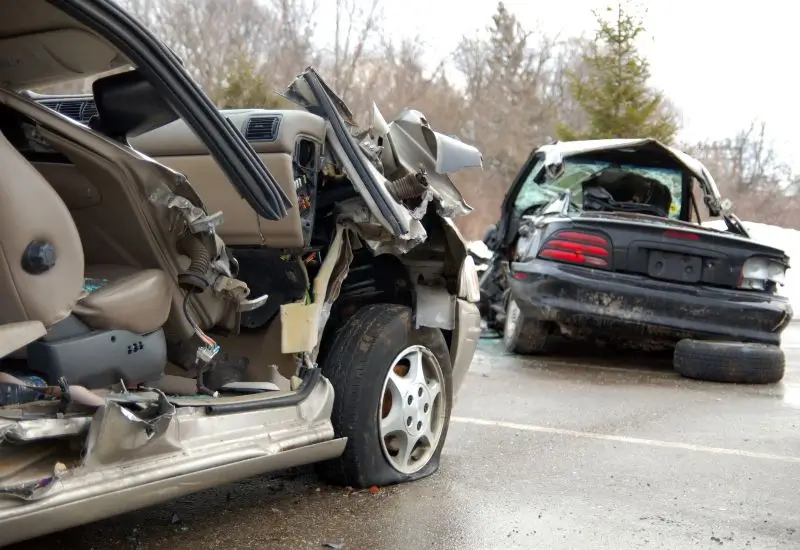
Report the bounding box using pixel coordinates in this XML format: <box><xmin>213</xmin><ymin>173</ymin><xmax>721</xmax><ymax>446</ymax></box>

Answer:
<box><xmin>503</xmin><ymin>297</ymin><xmax>554</xmax><ymax>355</ymax></box>
<box><xmin>673</xmin><ymin>339</ymin><xmax>785</xmax><ymax>384</ymax></box>
<box><xmin>316</xmin><ymin>303</ymin><xmax>453</xmax><ymax>488</ymax></box>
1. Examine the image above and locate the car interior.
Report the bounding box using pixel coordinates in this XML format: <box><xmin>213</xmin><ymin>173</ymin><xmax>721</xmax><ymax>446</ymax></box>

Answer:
<box><xmin>0</xmin><ymin>91</ymin><xmax>266</xmax><ymax>393</ymax></box>
<box><xmin>0</xmin><ymin>0</ymin><xmax>305</xmax><ymax>403</ymax></box>
<box><xmin>0</xmin><ymin>0</ymin><xmax>461</xmax><ymax>410</ymax></box>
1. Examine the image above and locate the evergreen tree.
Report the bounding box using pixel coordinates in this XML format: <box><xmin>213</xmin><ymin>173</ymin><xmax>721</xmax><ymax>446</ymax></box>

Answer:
<box><xmin>214</xmin><ymin>54</ymin><xmax>287</xmax><ymax>109</ymax></box>
<box><xmin>558</xmin><ymin>2</ymin><xmax>679</xmax><ymax>143</ymax></box>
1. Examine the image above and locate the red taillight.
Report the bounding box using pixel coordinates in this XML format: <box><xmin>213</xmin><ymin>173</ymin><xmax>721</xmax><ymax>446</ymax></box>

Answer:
<box><xmin>538</xmin><ymin>230</ymin><xmax>611</xmax><ymax>268</ymax></box>
<box><xmin>663</xmin><ymin>230</ymin><xmax>700</xmax><ymax>241</ymax></box>
<box><xmin>545</xmin><ymin>239</ymin><xmax>609</xmax><ymax>257</ymax></box>
<box><xmin>557</xmin><ymin>231</ymin><xmax>609</xmax><ymax>246</ymax></box>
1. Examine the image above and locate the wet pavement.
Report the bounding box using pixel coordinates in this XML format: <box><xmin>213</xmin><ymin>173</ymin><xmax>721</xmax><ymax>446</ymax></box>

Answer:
<box><xmin>13</xmin><ymin>327</ymin><xmax>800</xmax><ymax>550</ymax></box>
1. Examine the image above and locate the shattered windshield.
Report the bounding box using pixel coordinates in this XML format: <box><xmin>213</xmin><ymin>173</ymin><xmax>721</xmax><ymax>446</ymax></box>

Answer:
<box><xmin>515</xmin><ymin>158</ymin><xmax>684</xmax><ymax>219</ymax></box>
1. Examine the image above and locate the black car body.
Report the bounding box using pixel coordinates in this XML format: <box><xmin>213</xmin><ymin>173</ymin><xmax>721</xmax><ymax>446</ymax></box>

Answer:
<box><xmin>486</xmin><ymin>139</ymin><xmax>793</xmax><ymax>353</ymax></box>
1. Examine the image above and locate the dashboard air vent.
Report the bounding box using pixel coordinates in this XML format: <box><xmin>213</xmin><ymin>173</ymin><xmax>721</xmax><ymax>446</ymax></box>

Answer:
<box><xmin>37</xmin><ymin>99</ymin><xmax>98</xmax><ymax>125</ymax></box>
<box><xmin>58</xmin><ymin>101</ymin><xmax>83</xmax><ymax>121</ymax></box>
<box><xmin>244</xmin><ymin>115</ymin><xmax>280</xmax><ymax>142</ymax></box>
<box><xmin>81</xmin><ymin>101</ymin><xmax>98</xmax><ymax>122</ymax></box>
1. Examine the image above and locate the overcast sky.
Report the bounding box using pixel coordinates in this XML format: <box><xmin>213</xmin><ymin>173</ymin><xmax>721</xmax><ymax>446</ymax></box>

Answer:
<box><xmin>318</xmin><ymin>0</ymin><xmax>796</xmax><ymax>159</ymax></box>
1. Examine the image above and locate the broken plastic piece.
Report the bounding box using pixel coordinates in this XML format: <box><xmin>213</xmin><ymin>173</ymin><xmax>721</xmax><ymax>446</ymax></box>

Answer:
<box><xmin>154</xmin><ymin>190</ymin><xmax>224</xmax><ymax>235</ymax></box>
<box><xmin>238</xmin><ymin>293</ymin><xmax>269</xmax><ymax>312</ymax></box>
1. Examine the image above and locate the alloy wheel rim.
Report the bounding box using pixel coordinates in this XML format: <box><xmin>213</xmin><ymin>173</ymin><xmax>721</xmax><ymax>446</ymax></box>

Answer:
<box><xmin>377</xmin><ymin>345</ymin><xmax>446</xmax><ymax>474</ymax></box>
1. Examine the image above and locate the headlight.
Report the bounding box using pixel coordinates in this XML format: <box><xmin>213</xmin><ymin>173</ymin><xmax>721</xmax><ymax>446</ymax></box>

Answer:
<box><xmin>739</xmin><ymin>257</ymin><xmax>787</xmax><ymax>290</ymax></box>
<box><xmin>458</xmin><ymin>255</ymin><xmax>481</xmax><ymax>302</ymax></box>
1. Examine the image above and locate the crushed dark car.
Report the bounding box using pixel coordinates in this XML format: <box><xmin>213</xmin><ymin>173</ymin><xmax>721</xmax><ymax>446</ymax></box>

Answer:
<box><xmin>479</xmin><ymin>139</ymin><xmax>793</xmax><ymax>384</ymax></box>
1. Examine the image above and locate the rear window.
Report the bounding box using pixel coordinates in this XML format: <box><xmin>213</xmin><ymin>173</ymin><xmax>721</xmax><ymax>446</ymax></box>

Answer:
<box><xmin>515</xmin><ymin>158</ymin><xmax>685</xmax><ymax>219</ymax></box>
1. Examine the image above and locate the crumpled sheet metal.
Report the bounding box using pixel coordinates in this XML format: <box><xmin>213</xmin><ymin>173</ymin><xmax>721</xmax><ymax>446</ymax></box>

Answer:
<box><xmin>336</xmin><ymin>198</ymin><xmax>427</xmax><ymax>255</ymax></box>
<box><xmin>0</xmin><ymin>422</ymin><xmax>74</xmax><ymax>502</ymax></box>
<box><xmin>383</xmin><ymin>108</ymin><xmax>480</xmax><ymax>218</ymax></box>
<box><xmin>312</xmin><ymin>225</ymin><xmax>356</xmax><ymax>358</ymax></box>
<box><xmin>0</xmin><ymin>462</ymin><xmax>67</xmax><ymax>501</ymax></box>
<box><xmin>82</xmin><ymin>390</ymin><xmax>178</xmax><ymax>468</ymax></box>
<box><xmin>0</xmin><ymin>393</ymin><xmax>177</xmax><ymax>500</ymax></box>
<box><xmin>285</xmin><ymin>68</ymin><xmax>480</xmax><ymax>250</ymax></box>
<box><xmin>0</xmin><ymin>416</ymin><xmax>91</xmax><ymax>442</ymax></box>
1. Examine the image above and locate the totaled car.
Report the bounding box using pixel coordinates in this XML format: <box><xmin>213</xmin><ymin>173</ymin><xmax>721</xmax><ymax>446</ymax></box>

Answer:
<box><xmin>483</xmin><ymin>139</ymin><xmax>791</xmax><ymax>383</ymax></box>
<box><xmin>0</xmin><ymin>0</ymin><xmax>483</xmax><ymax>544</ymax></box>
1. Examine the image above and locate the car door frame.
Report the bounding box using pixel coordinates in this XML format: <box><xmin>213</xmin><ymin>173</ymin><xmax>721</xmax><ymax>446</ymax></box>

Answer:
<box><xmin>296</xmin><ymin>69</ymin><xmax>407</xmax><ymax>235</ymax></box>
<box><xmin>497</xmin><ymin>150</ymin><xmax>544</xmax><ymax>251</ymax></box>
<box><xmin>51</xmin><ymin>0</ymin><xmax>291</xmax><ymax>222</ymax></box>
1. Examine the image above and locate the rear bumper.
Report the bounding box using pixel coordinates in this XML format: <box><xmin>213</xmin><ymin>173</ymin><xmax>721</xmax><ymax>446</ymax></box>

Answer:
<box><xmin>509</xmin><ymin>260</ymin><xmax>793</xmax><ymax>345</ymax></box>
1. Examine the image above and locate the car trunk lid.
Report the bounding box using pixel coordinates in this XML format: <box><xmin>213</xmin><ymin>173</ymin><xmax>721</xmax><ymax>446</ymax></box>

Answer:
<box><xmin>558</xmin><ymin>213</ymin><xmax>788</xmax><ymax>289</ymax></box>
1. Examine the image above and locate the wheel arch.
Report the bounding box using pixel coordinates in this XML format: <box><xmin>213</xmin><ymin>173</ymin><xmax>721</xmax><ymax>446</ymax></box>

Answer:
<box><xmin>317</xmin><ymin>214</ymin><xmax>467</xmax><ymax>368</ymax></box>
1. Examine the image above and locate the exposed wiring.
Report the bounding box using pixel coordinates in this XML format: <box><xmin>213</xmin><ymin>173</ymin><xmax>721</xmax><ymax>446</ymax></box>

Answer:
<box><xmin>182</xmin><ymin>291</ymin><xmax>217</xmax><ymax>349</ymax></box>
<box><xmin>182</xmin><ymin>291</ymin><xmax>219</xmax><ymax>397</ymax></box>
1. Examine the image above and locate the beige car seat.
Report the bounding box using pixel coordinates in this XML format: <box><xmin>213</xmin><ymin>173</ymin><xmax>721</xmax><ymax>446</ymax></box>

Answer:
<box><xmin>0</xmin><ymin>130</ymin><xmax>172</xmax><ymax>388</ymax></box>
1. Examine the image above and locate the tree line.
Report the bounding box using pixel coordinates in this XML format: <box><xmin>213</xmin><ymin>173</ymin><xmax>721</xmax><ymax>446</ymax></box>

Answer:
<box><xmin>41</xmin><ymin>0</ymin><xmax>800</xmax><ymax>237</ymax></box>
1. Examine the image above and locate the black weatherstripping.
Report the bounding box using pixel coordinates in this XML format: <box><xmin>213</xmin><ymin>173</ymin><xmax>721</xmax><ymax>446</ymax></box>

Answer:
<box><xmin>204</xmin><ymin>367</ymin><xmax>322</xmax><ymax>415</ymax></box>
<box><xmin>302</xmin><ymin>69</ymin><xmax>405</xmax><ymax>235</ymax></box>
<box><xmin>50</xmin><ymin>0</ymin><xmax>291</xmax><ymax>221</ymax></box>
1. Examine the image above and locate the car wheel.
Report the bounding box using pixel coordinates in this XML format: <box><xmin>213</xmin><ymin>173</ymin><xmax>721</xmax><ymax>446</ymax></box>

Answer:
<box><xmin>503</xmin><ymin>297</ymin><xmax>553</xmax><ymax>355</ymax></box>
<box><xmin>673</xmin><ymin>339</ymin><xmax>785</xmax><ymax>384</ymax></box>
<box><xmin>316</xmin><ymin>303</ymin><xmax>452</xmax><ymax>488</ymax></box>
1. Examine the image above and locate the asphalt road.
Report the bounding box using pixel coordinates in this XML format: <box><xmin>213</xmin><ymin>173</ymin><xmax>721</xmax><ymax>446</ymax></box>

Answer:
<box><xmin>13</xmin><ymin>327</ymin><xmax>800</xmax><ymax>550</ymax></box>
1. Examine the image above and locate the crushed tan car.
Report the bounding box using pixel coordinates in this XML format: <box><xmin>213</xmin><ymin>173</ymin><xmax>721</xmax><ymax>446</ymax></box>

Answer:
<box><xmin>0</xmin><ymin>0</ymin><xmax>483</xmax><ymax>545</ymax></box>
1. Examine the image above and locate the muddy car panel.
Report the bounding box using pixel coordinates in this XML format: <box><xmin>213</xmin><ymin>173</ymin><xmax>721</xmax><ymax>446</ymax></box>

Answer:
<box><xmin>509</xmin><ymin>256</ymin><xmax>792</xmax><ymax>346</ymax></box>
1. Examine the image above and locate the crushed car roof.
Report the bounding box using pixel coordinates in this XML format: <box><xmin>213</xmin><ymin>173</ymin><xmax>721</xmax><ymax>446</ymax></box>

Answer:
<box><xmin>535</xmin><ymin>139</ymin><xmax>708</xmax><ymax>184</ymax></box>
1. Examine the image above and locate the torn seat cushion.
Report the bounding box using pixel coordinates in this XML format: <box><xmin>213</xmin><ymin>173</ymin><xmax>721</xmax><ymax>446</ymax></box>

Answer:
<box><xmin>73</xmin><ymin>265</ymin><xmax>171</xmax><ymax>335</ymax></box>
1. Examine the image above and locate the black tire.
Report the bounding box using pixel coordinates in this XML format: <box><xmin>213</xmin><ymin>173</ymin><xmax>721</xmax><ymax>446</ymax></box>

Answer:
<box><xmin>503</xmin><ymin>297</ymin><xmax>554</xmax><ymax>355</ymax></box>
<box><xmin>315</xmin><ymin>303</ymin><xmax>453</xmax><ymax>488</ymax></box>
<box><xmin>673</xmin><ymin>339</ymin><xmax>785</xmax><ymax>384</ymax></box>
